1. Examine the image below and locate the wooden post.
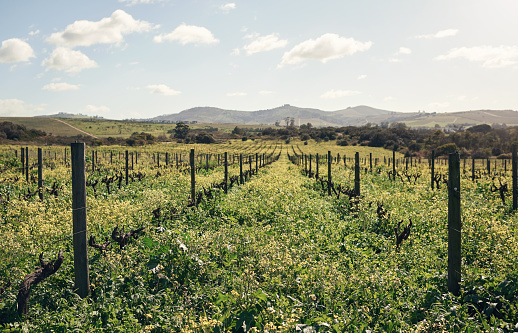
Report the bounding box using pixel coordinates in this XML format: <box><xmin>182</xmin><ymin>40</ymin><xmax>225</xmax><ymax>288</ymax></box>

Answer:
<box><xmin>239</xmin><ymin>154</ymin><xmax>244</xmax><ymax>184</ymax></box>
<box><xmin>125</xmin><ymin>150</ymin><xmax>129</xmax><ymax>185</ymax></box>
<box><xmin>255</xmin><ymin>153</ymin><xmax>258</xmax><ymax>174</ymax></box>
<box><xmin>21</xmin><ymin>147</ymin><xmax>25</xmax><ymax>175</ymax></box>
<box><xmin>309</xmin><ymin>154</ymin><xmax>312</xmax><ymax>177</ymax></box>
<box><xmin>327</xmin><ymin>151</ymin><xmax>332</xmax><ymax>195</ymax></box>
<box><xmin>157</xmin><ymin>153</ymin><xmax>160</xmax><ymax>168</ymax></box>
<box><xmin>448</xmin><ymin>151</ymin><xmax>461</xmax><ymax>296</ymax></box>
<box><xmin>472</xmin><ymin>158</ymin><xmax>475</xmax><ymax>181</ymax></box>
<box><xmin>38</xmin><ymin>148</ymin><xmax>43</xmax><ymax>201</ymax></box>
<box><xmin>71</xmin><ymin>142</ymin><xmax>90</xmax><ymax>298</ymax></box>
<box><xmin>392</xmin><ymin>150</ymin><xmax>396</xmax><ymax>181</ymax></box>
<box><xmin>316</xmin><ymin>153</ymin><xmax>319</xmax><ymax>179</ymax></box>
<box><xmin>355</xmin><ymin>152</ymin><xmax>360</xmax><ymax>196</ymax></box>
<box><xmin>224</xmin><ymin>152</ymin><xmax>228</xmax><ymax>194</ymax></box>
<box><xmin>513</xmin><ymin>145</ymin><xmax>517</xmax><ymax>210</ymax></box>
<box><xmin>25</xmin><ymin>147</ymin><xmax>29</xmax><ymax>182</ymax></box>
<box><xmin>369</xmin><ymin>153</ymin><xmax>372</xmax><ymax>170</ymax></box>
<box><xmin>190</xmin><ymin>149</ymin><xmax>195</xmax><ymax>204</ymax></box>
<box><xmin>486</xmin><ymin>159</ymin><xmax>491</xmax><ymax>175</ymax></box>
<box><xmin>431</xmin><ymin>150</ymin><xmax>435</xmax><ymax>190</ymax></box>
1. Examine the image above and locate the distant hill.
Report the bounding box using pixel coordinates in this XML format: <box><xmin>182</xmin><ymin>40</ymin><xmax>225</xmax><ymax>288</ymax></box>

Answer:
<box><xmin>152</xmin><ymin>105</ymin><xmax>393</xmax><ymax>126</ymax></box>
<box><xmin>151</xmin><ymin>105</ymin><xmax>518</xmax><ymax>127</ymax></box>
<box><xmin>37</xmin><ymin>112</ymin><xmax>99</xmax><ymax>119</ymax></box>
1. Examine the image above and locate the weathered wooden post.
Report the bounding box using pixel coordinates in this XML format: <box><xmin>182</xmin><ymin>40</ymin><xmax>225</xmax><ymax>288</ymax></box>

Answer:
<box><xmin>71</xmin><ymin>142</ymin><xmax>90</xmax><ymax>298</ymax></box>
<box><xmin>355</xmin><ymin>152</ymin><xmax>360</xmax><ymax>196</ymax></box>
<box><xmin>25</xmin><ymin>147</ymin><xmax>29</xmax><ymax>182</ymax></box>
<box><xmin>255</xmin><ymin>153</ymin><xmax>258</xmax><ymax>174</ymax></box>
<box><xmin>392</xmin><ymin>150</ymin><xmax>396</xmax><ymax>181</ymax></box>
<box><xmin>316</xmin><ymin>153</ymin><xmax>319</xmax><ymax>179</ymax></box>
<box><xmin>239</xmin><ymin>154</ymin><xmax>244</xmax><ymax>184</ymax></box>
<box><xmin>369</xmin><ymin>153</ymin><xmax>372</xmax><ymax>170</ymax></box>
<box><xmin>448</xmin><ymin>151</ymin><xmax>461</xmax><ymax>296</ymax></box>
<box><xmin>224</xmin><ymin>152</ymin><xmax>228</xmax><ymax>194</ymax></box>
<box><xmin>21</xmin><ymin>147</ymin><xmax>25</xmax><ymax>175</ymax></box>
<box><xmin>327</xmin><ymin>151</ymin><xmax>332</xmax><ymax>195</ymax></box>
<box><xmin>309</xmin><ymin>154</ymin><xmax>312</xmax><ymax>178</ymax></box>
<box><xmin>157</xmin><ymin>152</ymin><xmax>160</xmax><ymax>168</ymax></box>
<box><xmin>513</xmin><ymin>145</ymin><xmax>517</xmax><ymax>210</ymax></box>
<box><xmin>190</xmin><ymin>149</ymin><xmax>195</xmax><ymax>204</ymax></box>
<box><xmin>487</xmin><ymin>158</ymin><xmax>491</xmax><ymax>175</ymax></box>
<box><xmin>125</xmin><ymin>151</ymin><xmax>129</xmax><ymax>185</ymax></box>
<box><xmin>431</xmin><ymin>150</ymin><xmax>435</xmax><ymax>190</ymax></box>
<box><xmin>472</xmin><ymin>158</ymin><xmax>475</xmax><ymax>181</ymax></box>
<box><xmin>38</xmin><ymin>148</ymin><xmax>43</xmax><ymax>201</ymax></box>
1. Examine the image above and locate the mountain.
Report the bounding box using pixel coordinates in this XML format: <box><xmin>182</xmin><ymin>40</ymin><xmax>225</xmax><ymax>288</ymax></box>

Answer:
<box><xmin>151</xmin><ymin>105</ymin><xmax>518</xmax><ymax>127</ymax></box>
<box><xmin>152</xmin><ymin>105</ymin><xmax>396</xmax><ymax>126</ymax></box>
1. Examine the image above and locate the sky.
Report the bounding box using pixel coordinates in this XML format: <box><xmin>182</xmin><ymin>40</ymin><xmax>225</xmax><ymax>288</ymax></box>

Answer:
<box><xmin>1</xmin><ymin>0</ymin><xmax>518</xmax><ymax>120</ymax></box>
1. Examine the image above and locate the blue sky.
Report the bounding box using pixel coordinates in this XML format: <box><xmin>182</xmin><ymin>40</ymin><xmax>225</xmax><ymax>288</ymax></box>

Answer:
<box><xmin>1</xmin><ymin>0</ymin><xmax>517</xmax><ymax>119</ymax></box>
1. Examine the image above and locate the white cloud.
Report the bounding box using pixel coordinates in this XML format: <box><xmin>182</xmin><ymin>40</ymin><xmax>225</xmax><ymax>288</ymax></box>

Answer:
<box><xmin>244</xmin><ymin>33</ymin><xmax>288</xmax><ymax>55</ymax></box>
<box><xmin>29</xmin><ymin>30</ymin><xmax>40</xmax><ymax>36</ymax></box>
<box><xmin>457</xmin><ymin>95</ymin><xmax>466</xmax><ymax>101</ymax></box>
<box><xmin>320</xmin><ymin>89</ymin><xmax>361</xmax><ymax>99</ymax></box>
<box><xmin>153</xmin><ymin>23</ymin><xmax>219</xmax><ymax>45</ymax></box>
<box><xmin>436</xmin><ymin>45</ymin><xmax>518</xmax><ymax>68</ymax></box>
<box><xmin>0</xmin><ymin>99</ymin><xmax>45</xmax><ymax>116</ymax></box>
<box><xmin>47</xmin><ymin>10</ymin><xmax>154</xmax><ymax>47</ymax></box>
<box><xmin>119</xmin><ymin>0</ymin><xmax>166</xmax><ymax>5</ymax></box>
<box><xmin>230</xmin><ymin>48</ymin><xmax>240</xmax><ymax>56</ymax></box>
<box><xmin>415</xmin><ymin>29</ymin><xmax>458</xmax><ymax>39</ymax></box>
<box><xmin>220</xmin><ymin>3</ymin><xmax>236</xmax><ymax>11</ymax></box>
<box><xmin>0</xmin><ymin>38</ymin><xmax>35</xmax><ymax>63</ymax></box>
<box><xmin>397</xmin><ymin>47</ymin><xmax>412</xmax><ymax>55</ymax></box>
<box><xmin>147</xmin><ymin>84</ymin><xmax>181</xmax><ymax>96</ymax></box>
<box><xmin>259</xmin><ymin>90</ymin><xmax>274</xmax><ymax>95</ymax></box>
<box><xmin>357</xmin><ymin>74</ymin><xmax>367</xmax><ymax>80</ymax></box>
<box><xmin>82</xmin><ymin>105</ymin><xmax>110</xmax><ymax>114</ymax></box>
<box><xmin>279</xmin><ymin>33</ymin><xmax>372</xmax><ymax>67</ymax></box>
<box><xmin>227</xmin><ymin>92</ymin><xmax>247</xmax><ymax>97</ymax></box>
<box><xmin>42</xmin><ymin>47</ymin><xmax>98</xmax><ymax>73</ymax></box>
<box><xmin>42</xmin><ymin>82</ymin><xmax>80</xmax><ymax>91</ymax></box>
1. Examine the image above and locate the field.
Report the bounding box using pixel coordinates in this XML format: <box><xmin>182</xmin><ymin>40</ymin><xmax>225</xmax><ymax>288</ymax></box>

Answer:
<box><xmin>0</xmin><ymin>140</ymin><xmax>517</xmax><ymax>332</ymax></box>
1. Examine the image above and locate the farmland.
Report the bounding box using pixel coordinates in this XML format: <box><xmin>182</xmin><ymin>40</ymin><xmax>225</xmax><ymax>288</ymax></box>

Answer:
<box><xmin>0</xmin><ymin>140</ymin><xmax>517</xmax><ymax>332</ymax></box>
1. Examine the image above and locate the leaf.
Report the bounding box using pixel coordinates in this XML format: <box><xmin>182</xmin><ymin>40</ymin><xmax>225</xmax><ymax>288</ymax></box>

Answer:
<box><xmin>215</xmin><ymin>292</ymin><xmax>229</xmax><ymax>305</ymax></box>
<box><xmin>253</xmin><ymin>289</ymin><xmax>268</xmax><ymax>303</ymax></box>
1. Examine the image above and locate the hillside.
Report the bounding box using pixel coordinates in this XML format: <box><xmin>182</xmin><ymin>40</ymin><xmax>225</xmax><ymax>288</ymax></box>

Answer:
<box><xmin>152</xmin><ymin>105</ymin><xmax>518</xmax><ymax>127</ymax></box>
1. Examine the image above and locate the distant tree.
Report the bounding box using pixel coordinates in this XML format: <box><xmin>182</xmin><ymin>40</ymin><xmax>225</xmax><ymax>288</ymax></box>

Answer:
<box><xmin>232</xmin><ymin>126</ymin><xmax>246</xmax><ymax>136</ymax></box>
<box><xmin>195</xmin><ymin>132</ymin><xmax>215</xmax><ymax>144</ymax></box>
<box><xmin>173</xmin><ymin>122</ymin><xmax>190</xmax><ymax>139</ymax></box>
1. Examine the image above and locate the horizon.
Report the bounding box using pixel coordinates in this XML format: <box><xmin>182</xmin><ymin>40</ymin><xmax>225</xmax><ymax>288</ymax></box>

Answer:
<box><xmin>1</xmin><ymin>1</ymin><xmax>518</xmax><ymax>120</ymax></box>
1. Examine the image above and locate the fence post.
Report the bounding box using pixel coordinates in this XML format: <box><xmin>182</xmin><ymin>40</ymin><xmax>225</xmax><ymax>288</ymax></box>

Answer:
<box><xmin>431</xmin><ymin>150</ymin><xmax>435</xmax><ymax>190</ymax></box>
<box><xmin>25</xmin><ymin>147</ymin><xmax>29</xmax><ymax>182</ymax></box>
<box><xmin>255</xmin><ymin>153</ymin><xmax>258</xmax><ymax>174</ymax></box>
<box><xmin>71</xmin><ymin>142</ymin><xmax>90</xmax><ymax>298</ymax></box>
<box><xmin>472</xmin><ymin>158</ymin><xmax>475</xmax><ymax>181</ymax></box>
<box><xmin>513</xmin><ymin>145</ymin><xmax>517</xmax><ymax>210</ymax></box>
<box><xmin>224</xmin><ymin>152</ymin><xmax>228</xmax><ymax>194</ymax></box>
<box><xmin>316</xmin><ymin>153</ymin><xmax>319</xmax><ymax>179</ymax></box>
<box><xmin>38</xmin><ymin>148</ymin><xmax>43</xmax><ymax>201</ymax></box>
<box><xmin>21</xmin><ymin>147</ymin><xmax>25</xmax><ymax>175</ymax></box>
<box><xmin>309</xmin><ymin>154</ymin><xmax>312</xmax><ymax>177</ymax></box>
<box><xmin>392</xmin><ymin>150</ymin><xmax>396</xmax><ymax>181</ymax></box>
<box><xmin>190</xmin><ymin>149</ymin><xmax>195</xmax><ymax>204</ymax></box>
<box><xmin>327</xmin><ymin>151</ymin><xmax>332</xmax><ymax>195</ymax></box>
<box><xmin>369</xmin><ymin>153</ymin><xmax>372</xmax><ymax>170</ymax></box>
<box><xmin>239</xmin><ymin>154</ymin><xmax>244</xmax><ymax>184</ymax></box>
<box><xmin>125</xmin><ymin>151</ymin><xmax>129</xmax><ymax>185</ymax></box>
<box><xmin>448</xmin><ymin>151</ymin><xmax>461</xmax><ymax>296</ymax></box>
<box><xmin>355</xmin><ymin>152</ymin><xmax>360</xmax><ymax>196</ymax></box>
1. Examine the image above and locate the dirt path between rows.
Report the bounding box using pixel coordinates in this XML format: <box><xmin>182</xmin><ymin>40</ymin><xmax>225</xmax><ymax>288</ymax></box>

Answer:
<box><xmin>53</xmin><ymin>118</ymin><xmax>99</xmax><ymax>139</ymax></box>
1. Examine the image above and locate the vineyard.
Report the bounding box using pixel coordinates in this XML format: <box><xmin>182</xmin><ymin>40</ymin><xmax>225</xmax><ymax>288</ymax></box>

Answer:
<box><xmin>0</xmin><ymin>140</ymin><xmax>517</xmax><ymax>332</ymax></box>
